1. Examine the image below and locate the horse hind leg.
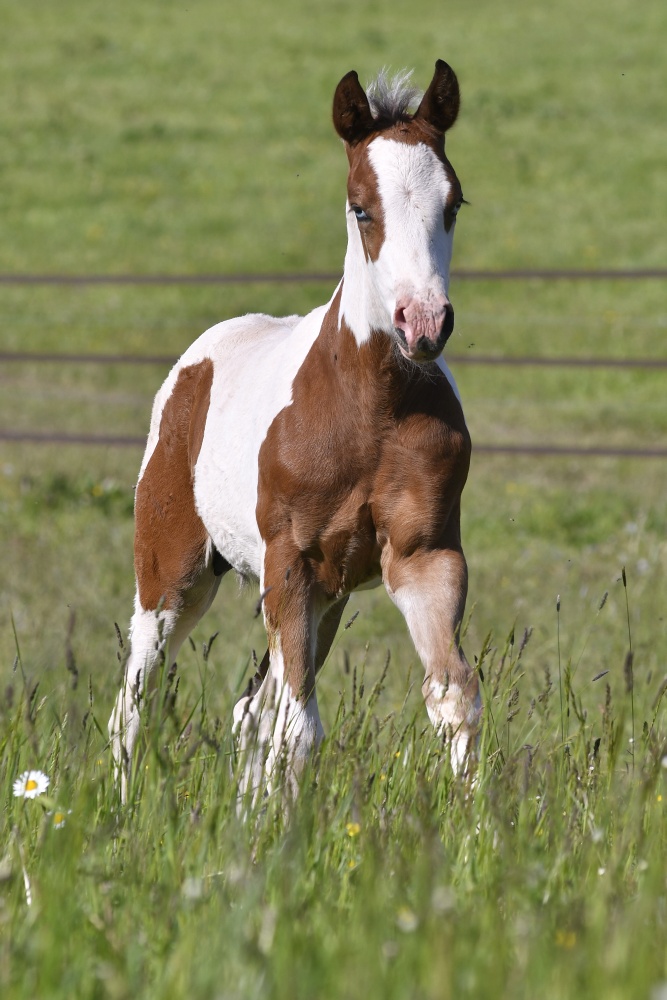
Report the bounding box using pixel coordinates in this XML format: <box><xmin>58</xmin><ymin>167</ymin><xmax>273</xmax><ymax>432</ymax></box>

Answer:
<box><xmin>109</xmin><ymin>598</ymin><xmax>172</xmax><ymax>802</ymax></box>
<box><xmin>109</xmin><ymin>358</ymin><xmax>227</xmax><ymax>800</ymax></box>
<box><xmin>109</xmin><ymin>541</ymin><xmax>226</xmax><ymax>801</ymax></box>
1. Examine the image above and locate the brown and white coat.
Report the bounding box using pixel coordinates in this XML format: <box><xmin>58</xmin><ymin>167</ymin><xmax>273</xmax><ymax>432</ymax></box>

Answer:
<box><xmin>109</xmin><ymin>60</ymin><xmax>481</xmax><ymax>802</ymax></box>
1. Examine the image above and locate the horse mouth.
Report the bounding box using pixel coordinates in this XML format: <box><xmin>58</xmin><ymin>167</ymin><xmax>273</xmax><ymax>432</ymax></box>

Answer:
<box><xmin>394</xmin><ymin>329</ymin><xmax>448</xmax><ymax>363</ymax></box>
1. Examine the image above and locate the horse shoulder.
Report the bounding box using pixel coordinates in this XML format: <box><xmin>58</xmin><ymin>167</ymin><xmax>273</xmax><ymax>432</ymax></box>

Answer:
<box><xmin>372</xmin><ymin>368</ymin><xmax>470</xmax><ymax>552</ymax></box>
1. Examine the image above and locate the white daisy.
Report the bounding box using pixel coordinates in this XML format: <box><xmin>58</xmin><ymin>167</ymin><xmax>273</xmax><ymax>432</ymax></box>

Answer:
<box><xmin>13</xmin><ymin>770</ymin><xmax>50</xmax><ymax>799</ymax></box>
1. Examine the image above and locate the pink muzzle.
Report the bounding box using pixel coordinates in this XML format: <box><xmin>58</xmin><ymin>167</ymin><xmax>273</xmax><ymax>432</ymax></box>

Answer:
<box><xmin>393</xmin><ymin>295</ymin><xmax>455</xmax><ymax>362</ymax></box>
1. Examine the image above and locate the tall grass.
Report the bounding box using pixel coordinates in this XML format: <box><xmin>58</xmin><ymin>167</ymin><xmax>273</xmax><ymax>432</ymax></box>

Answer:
<box><xmin>1</xmin><ymin>597</ymin><xmax>665</xmax><ymax>1000</ymax></box>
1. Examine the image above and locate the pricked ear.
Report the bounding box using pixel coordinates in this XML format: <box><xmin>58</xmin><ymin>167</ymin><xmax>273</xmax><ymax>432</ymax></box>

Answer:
<box><xmin>414</xmin><ymin>59</ymin><xmax>460</xmax><ymax>134</ymax></box>
<box><xmin>332</xmin><ymin>70</ymin><xmax>376</xmax><ymax>145</ymax></box>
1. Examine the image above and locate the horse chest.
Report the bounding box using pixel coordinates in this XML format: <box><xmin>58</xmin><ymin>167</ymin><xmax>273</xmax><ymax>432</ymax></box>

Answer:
<box><xmin>256</xmin><ymin>412</ymin><xmax>380</xmax><ymax>596</ymax></box>
<box><xmin>256</xmin><ymin>394</ymin><xmax>467</xmax><ymax>598</ymax></box>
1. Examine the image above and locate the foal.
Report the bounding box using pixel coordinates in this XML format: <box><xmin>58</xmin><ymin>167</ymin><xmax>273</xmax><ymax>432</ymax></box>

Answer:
<box><xmin>109</xmin><ymin>60</ymin><xmax>481</xmax><ymax>801</ymax></box>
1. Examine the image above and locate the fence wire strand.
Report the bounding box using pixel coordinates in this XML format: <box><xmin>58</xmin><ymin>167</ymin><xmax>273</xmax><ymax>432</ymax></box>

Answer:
<box><xmin>2</xmin><ymin>269</ymin><xmax>664</xmax><ymax>456</ymax></box>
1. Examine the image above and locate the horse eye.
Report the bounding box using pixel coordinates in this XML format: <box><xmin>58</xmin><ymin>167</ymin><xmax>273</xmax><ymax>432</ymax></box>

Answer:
<box><xmin>451</xmin><ymin>201</ymin><xmax>462</xmax><ymax>217</ymax></box>
<box><xmin>351</xmin><ymin>205</ymin><xmax>370</xmax><ymax>222</ymax></box>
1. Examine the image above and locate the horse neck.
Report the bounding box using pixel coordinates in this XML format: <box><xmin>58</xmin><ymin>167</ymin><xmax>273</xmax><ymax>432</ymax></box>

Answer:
<box><xmin>317</xmin><ymin>215</ymin><xmax>418</xmax><ymax>402</ymax></box>
<box><xmin>318</xmin><ymin>279</ymin><xmax>407</xmax><ymax>407</ymax></box>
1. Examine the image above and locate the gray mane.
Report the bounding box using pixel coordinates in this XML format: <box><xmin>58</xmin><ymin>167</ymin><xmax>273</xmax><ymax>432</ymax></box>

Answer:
<box><xmin>366</xmin><ymin>68</ymin><xmax>423</xmax><ymax>123</ymax></box>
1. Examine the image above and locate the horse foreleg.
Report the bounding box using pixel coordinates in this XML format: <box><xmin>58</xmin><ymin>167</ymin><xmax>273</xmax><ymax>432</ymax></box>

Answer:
<box><xmin>233</xmin><ymin>540</ymin><xmax>325</xmax><ymax>804</ymax></box>
<box><xmin>383</xmin><ymin>544</ymin><xmax>481</xmax><ymax>772</ymax></box>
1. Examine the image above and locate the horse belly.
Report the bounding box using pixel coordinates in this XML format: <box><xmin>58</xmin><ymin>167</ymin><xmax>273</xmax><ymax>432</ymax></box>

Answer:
<box><xmin>193</xmin><ymin>417</ymin><xmax>264</xmax><ymax>580</ymax></box>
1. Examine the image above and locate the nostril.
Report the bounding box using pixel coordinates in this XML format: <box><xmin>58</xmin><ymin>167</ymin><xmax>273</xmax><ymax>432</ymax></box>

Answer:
<box><xmin>394</xmin><ymin>305</ymin><xmax>407</xmax><ymax>329</ymax></box>
<box><xmin>442</xmin><ymin>303</ymin><xmax>455</xmax><ymax>338</ymax></box>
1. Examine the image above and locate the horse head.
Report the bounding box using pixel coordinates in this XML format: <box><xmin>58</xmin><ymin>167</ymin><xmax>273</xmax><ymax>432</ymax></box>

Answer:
<box><xmin>333</xmin><ymin>60</ymin><xmax>464</xmax><ymax>363</ymax></box>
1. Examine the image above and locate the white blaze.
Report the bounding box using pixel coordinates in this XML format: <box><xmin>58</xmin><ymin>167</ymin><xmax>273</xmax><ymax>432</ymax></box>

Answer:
<box><xmin>340</xmin><ymin>137</ymin><xmax>455</xmax><ymax>346</ymax></box>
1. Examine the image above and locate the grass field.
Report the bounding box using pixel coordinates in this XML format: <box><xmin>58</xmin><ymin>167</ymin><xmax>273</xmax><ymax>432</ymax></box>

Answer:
<box><xmin>1</xmin><ymin>0</ymin><xmax>666</xmax><ymax>997</ymax></box>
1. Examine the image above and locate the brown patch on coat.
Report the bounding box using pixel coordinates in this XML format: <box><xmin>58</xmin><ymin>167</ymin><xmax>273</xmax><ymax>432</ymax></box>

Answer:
<box><xmin>134</xmin><ymin>358</ymin><xmax>214</xmax><ymax>611</ymax></box>
<box><xmin>346</xmin><ymin>146</ymin><xmax>386</xmax><ymax>263</ymax></box>
<box><xmin>256</xmin><ymin>285</ymin><xmax>470</xmax><ymax>609</ymax></box>
<box><xmin>260</xmin><ymin>532</ymin><xmax>319</xmax><ymax>702</ymax></box>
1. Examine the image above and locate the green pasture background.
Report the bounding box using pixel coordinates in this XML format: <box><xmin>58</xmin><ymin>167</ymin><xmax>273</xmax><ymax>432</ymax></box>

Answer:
<box><xmin>2</xmin><ymin>0</ymin><xmax>666</xmax><ymax>273</ymax></box>
<box><xmin>0</xmin><ymin>0</ymin><xmax>666</xmax><ymax>997</ymax></box>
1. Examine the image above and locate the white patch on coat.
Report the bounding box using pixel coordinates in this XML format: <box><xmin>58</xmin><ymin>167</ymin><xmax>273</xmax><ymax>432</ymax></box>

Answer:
<box><xmin>194</xmin><ymin>306</ymin><xmax>334</xmax><ymax>578</ymax></box>
<box><xmin>388</xmin><ymin>578</ymin><xmax>459</xmax><ymax>660</ymax></box>
<box><xmin>387</xmin><ymin>577</ymin><xmax>478</xmax><ymax>774</ymax></box>
<box><xmin>340</xmin><ymin>137</ymin><xmax>454</xmax><ymax>346</ymax></box>
<box><xmin>423</xmin><ymin>678</ymin><xmax>479</xmax><ymax>774</ymax></box>
<box><xmin>108</xmin><ymin>599</ymin><xmax>178</xmax><ymax>799</ymax></box>
<box><xmin>339</xmin><ymin>222</ymin><xmax>393</xmax><ymax>346</ymax></box>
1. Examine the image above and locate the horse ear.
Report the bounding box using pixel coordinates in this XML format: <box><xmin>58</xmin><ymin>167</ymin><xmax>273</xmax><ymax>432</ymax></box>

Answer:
<box><xmin>414</xmin><ymin>59</ymin><xmax>460</xmax><ymax>134</ymax></box>
<box><xmin>332</xmin><ymin>71</ymin><xmax>376</xmax><ymax>145</ymax></box>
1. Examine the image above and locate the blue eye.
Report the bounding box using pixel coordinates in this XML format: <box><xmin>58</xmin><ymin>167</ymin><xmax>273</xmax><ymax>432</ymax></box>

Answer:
<box><xmin>351</xmin><ymin>205</ymin><xmax>370</xmax><ymax>222</ymax></box>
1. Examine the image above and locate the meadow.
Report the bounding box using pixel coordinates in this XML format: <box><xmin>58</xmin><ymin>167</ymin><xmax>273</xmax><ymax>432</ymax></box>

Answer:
<box><xmin>1</xmin><ymin>0</ymin><xmax>666</xmax><ymax>996</ymax></box>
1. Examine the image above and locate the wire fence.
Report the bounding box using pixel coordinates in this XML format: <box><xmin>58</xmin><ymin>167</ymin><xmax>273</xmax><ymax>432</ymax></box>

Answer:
<box><xmin>2</xmin><ymin>350</ymin><xmax>666</xmax><ymax>370</ymax></box>
<box><xmin>0</xmin><ymin>427</ymin><xmax>665</xmax><ymax>459</ymax></box>
<box><xmin>2</xmin><ymin>269</ymin><xmax>664</xmax><ymax>458</ymax></box>
<box><xmin>1</xmin><ymin>268</ymin><xmax>666</xmax><ymax>285</ymax></box>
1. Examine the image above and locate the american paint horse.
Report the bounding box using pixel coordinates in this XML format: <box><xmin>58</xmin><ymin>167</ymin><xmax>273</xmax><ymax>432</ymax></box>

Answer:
<box><xmin>109</xmin><ymin>60</ymin><xmax>481</xmax><ymax>801</ymax></box>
